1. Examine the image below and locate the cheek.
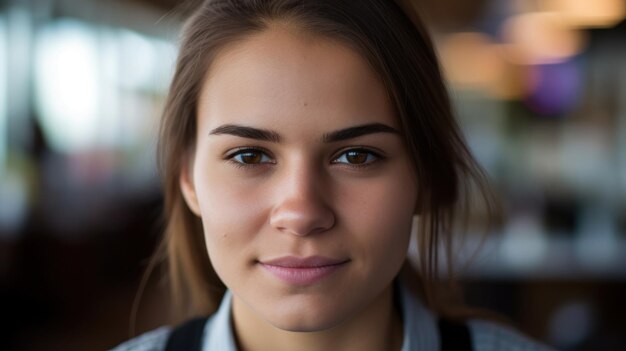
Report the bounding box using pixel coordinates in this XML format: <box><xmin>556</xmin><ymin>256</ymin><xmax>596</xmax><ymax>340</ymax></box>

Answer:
<box><xmin>193</xmin><ymin>154</ymin><xmax>268</xmax><ymax>230</ymax></box>
<box><xmin>192</xmin><ymin>162</ymin><xmax>269</xmax><ymax>273</ymax></box>
<box><xmin>197</xmin><ymin>188</ymin><xmax>265</xmax><ymax>287</ymax></box>
<box><xmin>336</xmin><ymin>168</ymin><xmax>417</xmax><ymax>261</ymax></box>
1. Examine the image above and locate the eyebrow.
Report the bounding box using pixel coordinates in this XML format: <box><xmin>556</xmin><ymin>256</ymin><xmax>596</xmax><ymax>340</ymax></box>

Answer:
<box><xmin>209</xmin><ymin>124</ymin><xmax>282</xmax><ymax>143</ymax></box>
<box><xmin>322</xmin><ymin>123</ymin><xmax>400</xmax><ymax>142</ymax></box>
<box><xmin>208</xmin><ymin>123</ymin><xmax>400</xmax><ymax>143</ymax></box>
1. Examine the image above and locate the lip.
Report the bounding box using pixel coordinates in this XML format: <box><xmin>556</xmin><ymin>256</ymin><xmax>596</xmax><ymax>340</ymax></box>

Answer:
<box><xmin>258</xmin><ymin>256</ymin><xmax>349</xmax><ymax>285</ymax></box>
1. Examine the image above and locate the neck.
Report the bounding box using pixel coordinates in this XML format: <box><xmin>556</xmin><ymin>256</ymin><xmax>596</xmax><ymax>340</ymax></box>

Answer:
<box><xmin>231</xmin><ymin>285</ymin><xmax>403</xmax><ymax>351</ymax></box>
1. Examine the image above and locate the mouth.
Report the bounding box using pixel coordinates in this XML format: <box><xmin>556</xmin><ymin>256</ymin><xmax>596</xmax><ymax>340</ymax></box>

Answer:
<box><xmin>258</xmin><ymin>255</ymin><xmax>350</xmax><ymax>285</ymax></box>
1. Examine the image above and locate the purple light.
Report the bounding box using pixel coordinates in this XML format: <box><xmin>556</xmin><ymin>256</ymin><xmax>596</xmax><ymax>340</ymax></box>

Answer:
<box><xmin>524</xmin><ymin>58</ymin><xmax>583</xmax><ymax>116</ymax></box>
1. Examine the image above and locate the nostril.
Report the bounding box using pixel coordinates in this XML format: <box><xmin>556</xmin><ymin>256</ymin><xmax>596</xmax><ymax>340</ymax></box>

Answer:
<box><xmin>269</xmin><ymin>201</ymin><xmax>335</xmax><ymax>236</ymax></box>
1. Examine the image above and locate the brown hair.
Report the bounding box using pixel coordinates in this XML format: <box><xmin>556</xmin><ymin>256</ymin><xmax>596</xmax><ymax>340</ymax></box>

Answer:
<box><xmin>142</xmin><ymin>0</ymin><xmax>499</xmax><ymax>327</ymax></box>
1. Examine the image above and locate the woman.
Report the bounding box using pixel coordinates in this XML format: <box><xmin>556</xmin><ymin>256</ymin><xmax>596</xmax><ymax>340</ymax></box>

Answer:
<box><xmin>113</xmin><ymin>0</ymin><xmax>555</xmax><ymax>350</ymax></box>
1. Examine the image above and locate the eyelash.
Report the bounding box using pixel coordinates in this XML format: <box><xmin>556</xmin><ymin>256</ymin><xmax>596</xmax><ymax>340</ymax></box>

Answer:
<box><xmin>225</xmin><ymin>147</ymin><xmax>275</xmax><ymax>169</ymax></box>
<box><xmin>224</xmin><ymin>146</ymin><xmax>384</xmax><ymax>170</ymax></box>
<box><xmin>331</xmin><ymin>148</ymin><xmax>384</xmax><ymax>169</ymax></box>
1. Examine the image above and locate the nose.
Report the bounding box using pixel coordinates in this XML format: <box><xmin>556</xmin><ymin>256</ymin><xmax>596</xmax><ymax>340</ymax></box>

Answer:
<box><xmin>269</xmin><ymin>165</ymin><xmax>335</xmax><ymax>236</ymax></box>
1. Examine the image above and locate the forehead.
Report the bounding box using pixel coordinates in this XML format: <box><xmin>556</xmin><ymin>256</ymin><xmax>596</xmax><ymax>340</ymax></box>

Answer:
<box><xmin>197</xmin><ymin>26</ymin><xmax>397</xmax><ymax>137</ymax></box>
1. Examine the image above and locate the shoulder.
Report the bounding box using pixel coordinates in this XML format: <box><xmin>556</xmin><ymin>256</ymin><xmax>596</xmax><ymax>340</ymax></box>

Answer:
<box><xmin>109</xmin><ymin>326</ymin><xmax>172</xmax><ymax>351</ymax></box>
<box><xmin>468</xmin><ymin>319</ymin><xmax>557</xmax><ymax>351</ymax></box>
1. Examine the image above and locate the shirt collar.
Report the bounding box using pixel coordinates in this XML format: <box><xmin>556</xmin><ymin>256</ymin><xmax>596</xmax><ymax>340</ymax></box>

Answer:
<box><xmin>396</xmin><ymin>278</ymin><xmax>440</xmax><ymax>351</ymax></box>
<box><xmin>201</xmin><ymin>290</ymin><xmax>238</xmax><ymax>351</ymax></box>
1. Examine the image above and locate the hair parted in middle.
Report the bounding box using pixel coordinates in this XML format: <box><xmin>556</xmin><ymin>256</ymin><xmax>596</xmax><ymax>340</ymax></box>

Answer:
<box><xmin>147</xmin><ymin>0</ymin><xmax>499</xmax><ymax>324</ymax></box>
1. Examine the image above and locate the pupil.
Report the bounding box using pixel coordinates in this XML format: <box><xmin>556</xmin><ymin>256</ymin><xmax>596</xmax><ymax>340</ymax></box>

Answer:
<box><xmin>241</xmin><ymin>152</ymin><xmax>261</xmax><ymax>163</ymax></box>
<box><xmin>347</xmin><ymin>151</ymin><xmax>367</xmax><ymax>164</ymax></box>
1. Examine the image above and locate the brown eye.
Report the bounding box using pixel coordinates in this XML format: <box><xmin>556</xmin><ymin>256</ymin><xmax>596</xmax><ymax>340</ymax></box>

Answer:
<box><xmin>346</xmin><ymin>150</ymin><xmax>368</xmax><ymax>164</ymax></box>
<box><xmin>229</xmin><ymin>148</ymin><xmax>273</xmax><ymax>165</ymax></box>
<box><xmin>333</xmin><ymin>148</ymin><xmax>380</xmax><ymax>166</ymax></box>
<box><xmin>240</xmin><ymin>151</ymin><xmax>262</xmax><ymax>164</ymax></box>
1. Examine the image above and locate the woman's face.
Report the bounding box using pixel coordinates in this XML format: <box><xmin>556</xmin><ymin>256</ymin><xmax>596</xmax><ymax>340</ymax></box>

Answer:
<box><xmin>181</xmin><ymin>27</ymin><xmax>418</xmax><ymax>331</ymax></box>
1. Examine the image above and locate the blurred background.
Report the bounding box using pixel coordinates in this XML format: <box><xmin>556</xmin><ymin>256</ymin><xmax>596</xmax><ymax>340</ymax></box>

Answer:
<box><xmin>0</xmin><ymin>0</ymin><xmax>624</xmax><ymax>350</ymax></box>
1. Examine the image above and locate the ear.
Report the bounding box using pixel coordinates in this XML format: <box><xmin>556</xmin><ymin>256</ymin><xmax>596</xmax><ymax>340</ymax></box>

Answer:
<box><xmin>179</xmin><ymin>156</ymin><xmax>202</xmax><ymax>217</ymax></box>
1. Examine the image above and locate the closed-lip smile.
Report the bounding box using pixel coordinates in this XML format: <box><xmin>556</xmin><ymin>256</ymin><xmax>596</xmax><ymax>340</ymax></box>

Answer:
<box><xmin>258</xmin><ymin>255</ymin><xmax>350</xmax><ymax>285</ymax></box>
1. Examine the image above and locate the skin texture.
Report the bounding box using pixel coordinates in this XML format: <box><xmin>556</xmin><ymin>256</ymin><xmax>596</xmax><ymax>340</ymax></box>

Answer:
<box><xmin>180</xmin><ymin>26</ymin><xmax>417</xmax><ymax>351</ymax></box>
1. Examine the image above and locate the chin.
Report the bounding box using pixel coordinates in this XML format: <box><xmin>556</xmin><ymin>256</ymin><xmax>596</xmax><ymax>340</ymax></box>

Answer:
<box><xmin>270</xmin><ymin>317</ymin><xmax>343</xmax><ymax>333</ymax></box>
<box><xmin>265</xmin><ymin>303</ymin><xmax>349</xmax><ymax>332</ymax></box>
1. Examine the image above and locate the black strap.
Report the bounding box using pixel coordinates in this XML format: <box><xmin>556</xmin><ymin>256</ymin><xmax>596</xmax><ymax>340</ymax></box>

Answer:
<box><xmin>438</xmin><ymin>318</ymin><xmax>473</xmax><ymax>351</ymax></box>
<box><xmin>164</xmin><ymin>316</ymin><xmax>209</xmax><ymax>351</ymax></box>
